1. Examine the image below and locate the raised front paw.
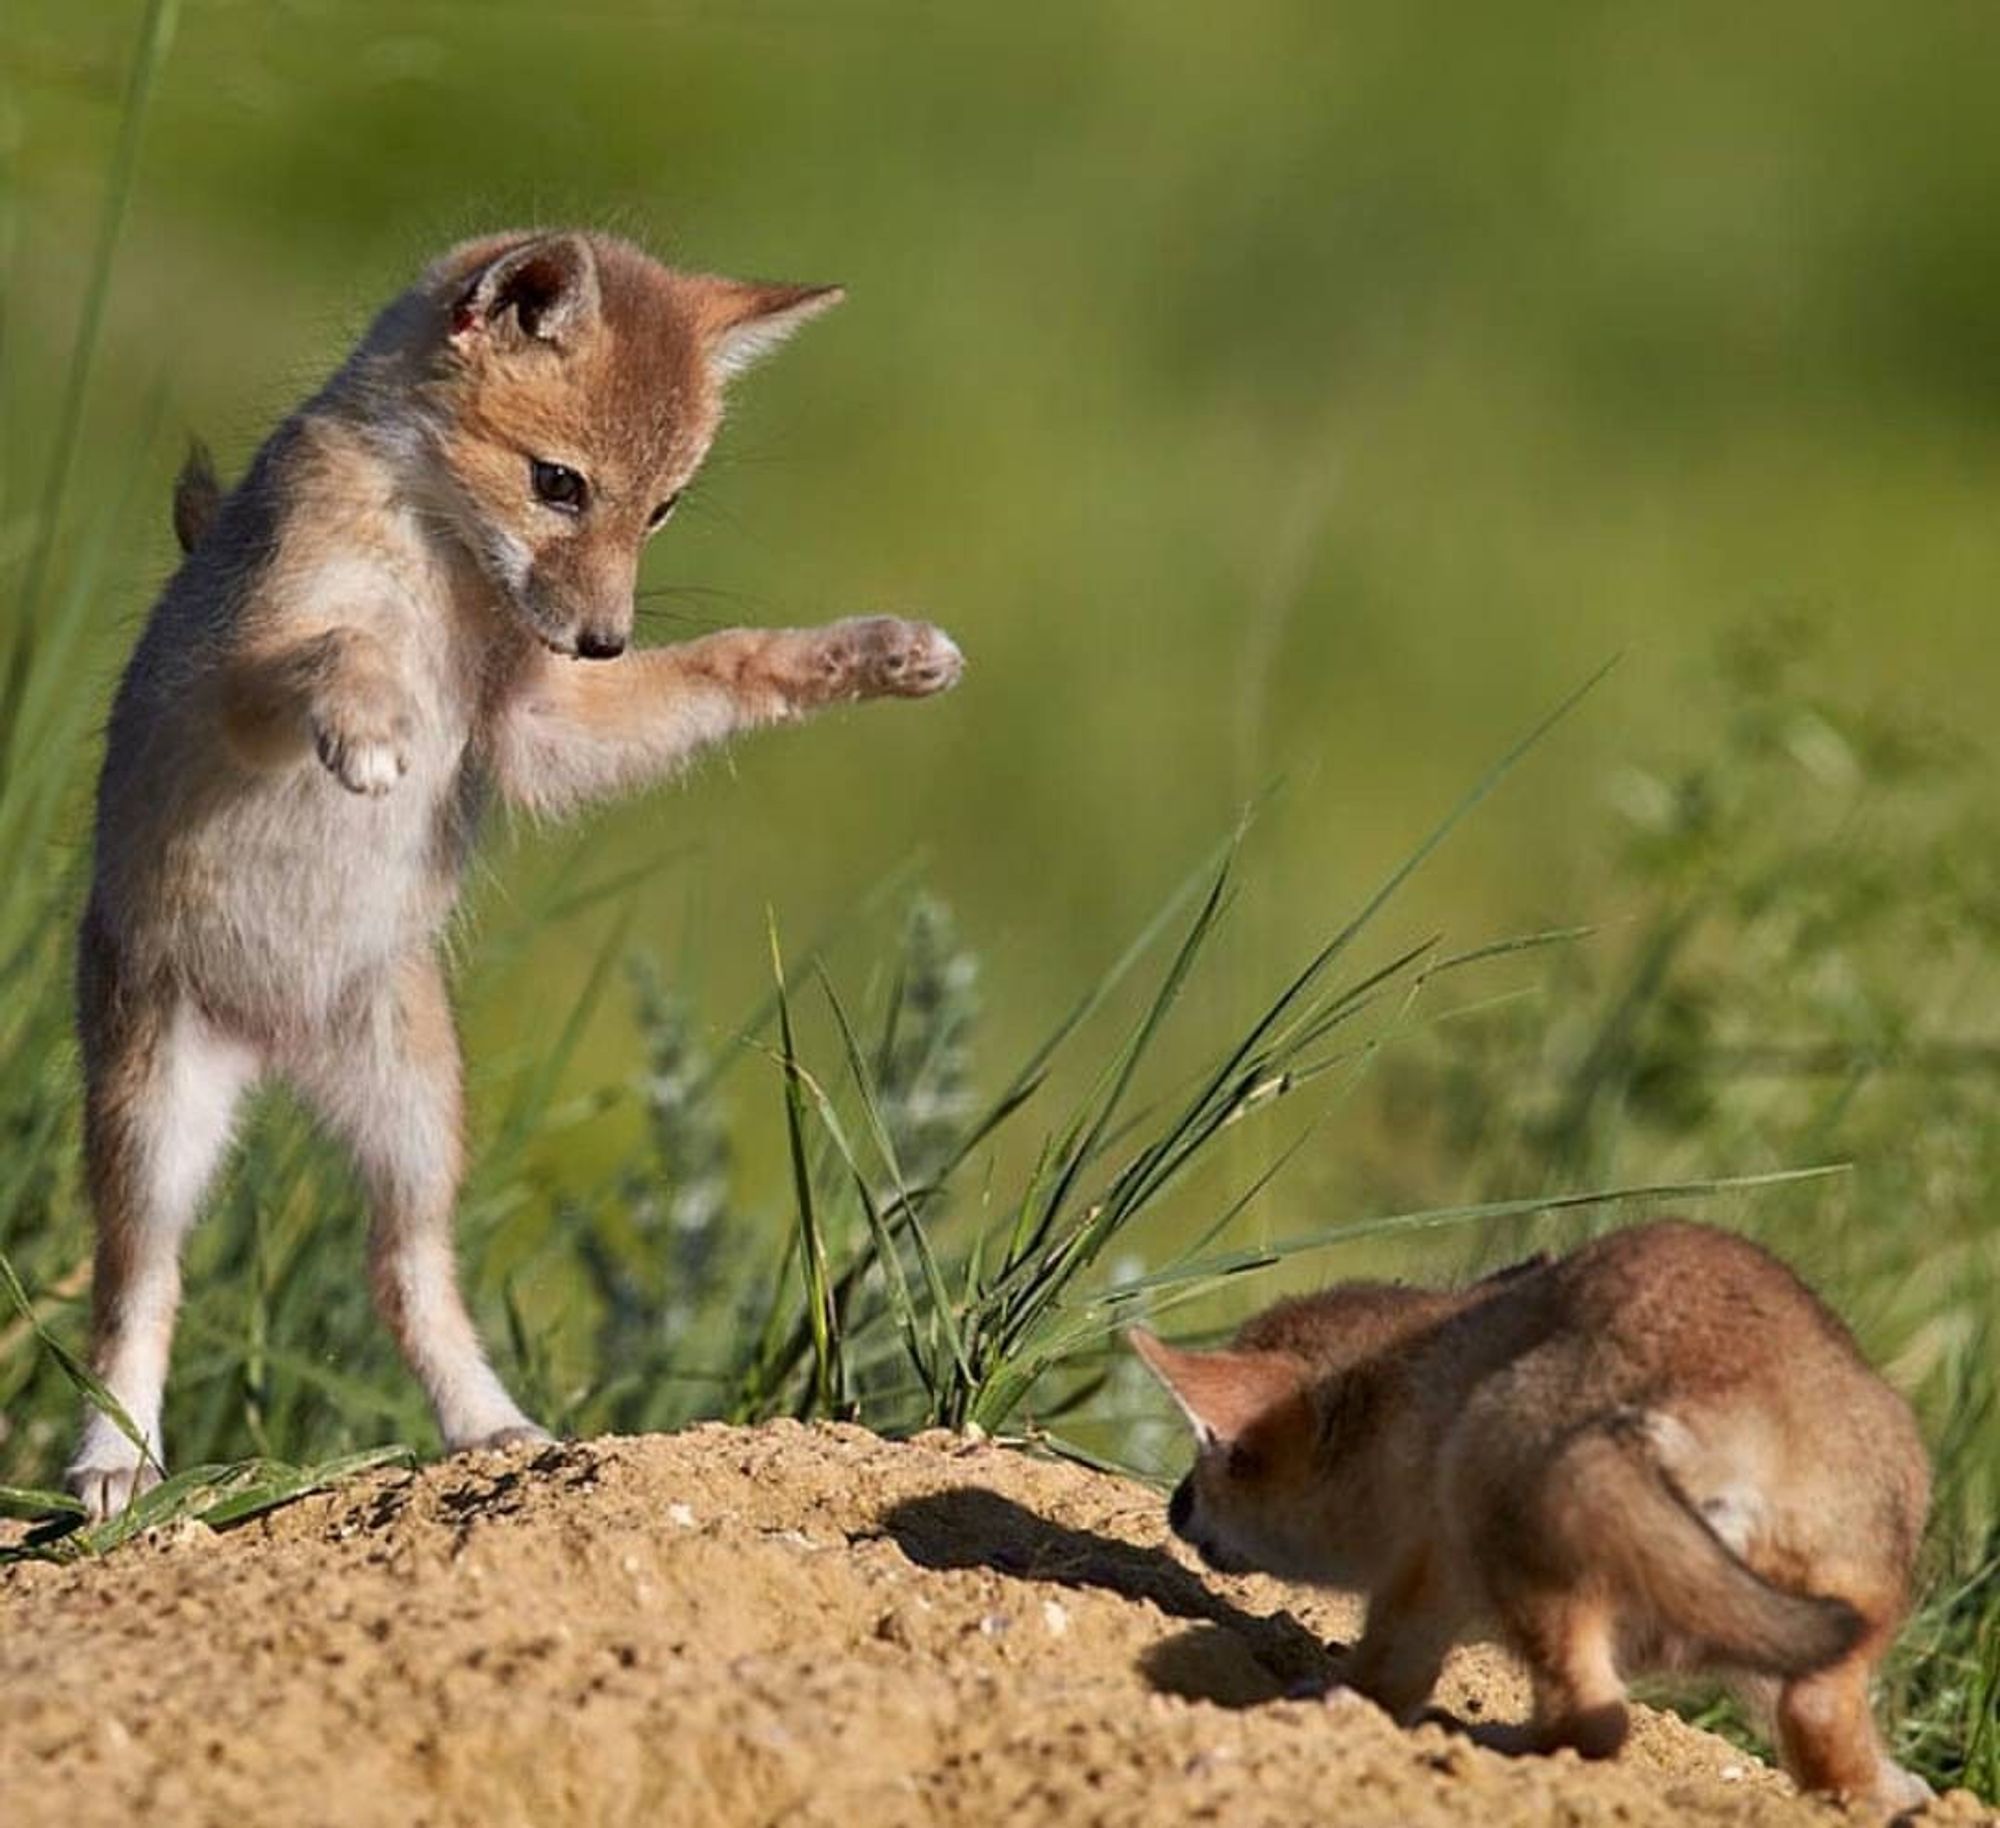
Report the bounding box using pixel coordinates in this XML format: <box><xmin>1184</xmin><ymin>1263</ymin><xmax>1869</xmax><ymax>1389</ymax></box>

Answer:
<box><xmin>814</xmin><ymin>616</ymin><xmax>964</xmax><ymax>702</ymax></box>
<box><xmin>311</xmin><ymin>693</ymin><xmax>416</xmax><ymax>795</ymax></box>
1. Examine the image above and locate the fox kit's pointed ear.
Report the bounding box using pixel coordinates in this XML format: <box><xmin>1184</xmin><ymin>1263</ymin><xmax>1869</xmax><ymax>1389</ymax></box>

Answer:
<box><xmin>1128</xmin><ymin>1329</ymin><xmax>1304</xmax><ymax>1448</ymax></box>
<box><xmin>451</xmin><ymin>234</ymin><xmax>601</xmax><ymax>351</ymax></box>
<box><xmin>696</xmin><ymin>278</ymin><xmax>844</xmax><ymax>379</ymax></box>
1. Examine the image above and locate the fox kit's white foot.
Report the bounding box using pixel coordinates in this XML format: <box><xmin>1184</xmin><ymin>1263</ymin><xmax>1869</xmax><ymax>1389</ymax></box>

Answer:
<box><xmin>1874</xmin><ymin>1762</ymin><xmax>1935</xmax><ymax>1816</ymax></box>
<box><xmin>457</xmin><ymin>1422</ymin><xmax>555</xmax><ymax>1454</ymax></box>
<box><xmin>65</xmin><ymin>1421</ymin><xmax>161</xmax><ymax>1523</ymax></box>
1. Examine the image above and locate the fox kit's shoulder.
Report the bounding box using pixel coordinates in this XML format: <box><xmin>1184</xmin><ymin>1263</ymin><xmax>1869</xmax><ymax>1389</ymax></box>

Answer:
<box><xmin>1130</xmin><ymin>1221</ymin><xmax>1931</xmax><ymax>1810</ymax></box>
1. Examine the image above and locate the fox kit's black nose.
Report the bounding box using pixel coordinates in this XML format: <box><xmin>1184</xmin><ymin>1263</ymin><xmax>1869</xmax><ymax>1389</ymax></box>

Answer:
<box><xmin>1168</xmin><ymin>1475</ymin><xmax>1194</xmax><ymax>1539</ymax></box>
<box><xmin>576</xmin><ymin>629</ymin><xmax>627</xmax><ymax>660</ymax></box>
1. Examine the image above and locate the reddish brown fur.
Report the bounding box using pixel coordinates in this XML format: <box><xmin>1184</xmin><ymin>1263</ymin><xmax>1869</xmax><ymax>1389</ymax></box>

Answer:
<box><xmin>1130</xmin><ymin>1221</ymin><xmax>1932</xmax><ymax>1816</ymax></box>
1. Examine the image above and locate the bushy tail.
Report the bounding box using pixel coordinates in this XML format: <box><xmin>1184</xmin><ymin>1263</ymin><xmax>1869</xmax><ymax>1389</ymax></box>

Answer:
<box><xmin>172</xmin><ymin>439</ymin><xmax>222</xmax><ymax>553</ymax></box>
<box><xmin>1571</xmin><ymin>1414</ymin><xmax>1865</xmax><ymax>1676</ymax></box>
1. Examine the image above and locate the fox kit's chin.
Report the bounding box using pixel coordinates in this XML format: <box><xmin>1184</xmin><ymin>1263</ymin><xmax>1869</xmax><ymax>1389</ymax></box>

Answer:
<box><xmin>521</xmin><ymin>616</ymin><xmax>583</xmax><ymax>659</ymax></box>
<box><xmin>73</xmin><ymin>228</ymin><xmax>962</xmax><ymax>1529</ymax></box>
<box><xmin>1129</xmin><ymin>1223</ymin><xmax>1933</xmax><ymax>1817</ymax></box>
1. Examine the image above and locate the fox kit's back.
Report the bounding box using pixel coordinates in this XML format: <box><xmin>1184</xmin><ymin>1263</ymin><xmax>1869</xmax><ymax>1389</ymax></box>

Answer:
<box><xmin>1132</xmin><ymin>1220</ymin><xmax>1930</xmax><ymax>1815</ymax></box>
<box><xmin>69</xmin><ymin>231</ymin><xmax>962</xmax><ymax>1523</ymax></box>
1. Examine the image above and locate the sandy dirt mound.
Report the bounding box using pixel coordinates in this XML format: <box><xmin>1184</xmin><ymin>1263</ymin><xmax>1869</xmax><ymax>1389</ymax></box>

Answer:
<box><xmin>1</xmin><ymin>1423</ymin><xmax>1989</xmax><ymax>1827</ymax></box>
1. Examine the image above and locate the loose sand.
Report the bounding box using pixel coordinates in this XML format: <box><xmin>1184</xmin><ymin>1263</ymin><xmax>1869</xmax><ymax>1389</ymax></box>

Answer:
<box><xmin>1</xmin><ymin>1424</ymin><xmax>1990</xmax><ymax>1827</ymax></box>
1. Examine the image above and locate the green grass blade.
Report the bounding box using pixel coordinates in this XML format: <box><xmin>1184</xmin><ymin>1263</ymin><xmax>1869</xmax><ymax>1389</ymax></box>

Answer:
<box><xmin>1101</xmin><ymin>1164</ymin><xmax>1854</xmax><ymax>1305</ymax></box>
<box><xmin>0</xmin><ymin>1247</ymin><xmax>160</xmax><ymax>1472</ymax></box>
<box><xmin>0</xmin><ymin>0</ymin><xmax>179</xmax><ymax>795</ymax></box>
<box><xmin>765</xmin><ymin>1018</ymin><xmax>937</xmax><ymax>1412</ymax></box>
<box><xmin>196</xmin><ymin>1445</ymin><xmax>411</xmax><ymax>1528</ymax></box>
<box><xmin>1000</xmin><ymin>855</ymin><xmax>1237</xmax><ymax>1297</ymax></box>
<box><xmin>929</xmin><ymin>825</ymin><xmax>1246</xmax><ymax>1187</ymax></box>
<box><xmin>768</xmin><ymin>910</ymin><xmax>843</xmax><ymax>1418</ymax></box>
<box><xmin>0</xmin><ymin>1483</ymin><xmax>88</xmax><ymax>1520</ymax></box>
<box><xmin>816</xmin><ymin>964</ymin><xmax>972</xmax><ymax>1394</ymax></box>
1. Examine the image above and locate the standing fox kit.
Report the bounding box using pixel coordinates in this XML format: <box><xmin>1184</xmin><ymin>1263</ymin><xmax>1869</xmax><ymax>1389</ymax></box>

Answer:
<box><xmin>70</xmin><ymin>230</ymin><xmax>961</xmax><ymax>1517</ymax></box>
<box><xmin>1131</xmin><ymin>1222</ymin><xmax>1932</xmax><ymax>1813</ymax></box>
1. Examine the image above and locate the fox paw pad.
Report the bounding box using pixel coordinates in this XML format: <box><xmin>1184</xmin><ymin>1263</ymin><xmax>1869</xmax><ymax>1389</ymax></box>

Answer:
<box><xmin>817</xmin><ymin>617</ymin><xmax>964</xmax><ymax>701</ymax></box>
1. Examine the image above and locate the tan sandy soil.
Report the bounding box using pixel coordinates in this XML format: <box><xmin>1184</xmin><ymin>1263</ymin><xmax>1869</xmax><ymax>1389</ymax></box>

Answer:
<box><xmin>1</xmin><ymin>1423</ymin><xmax>1991</xmax><ymax>1827</ymax></box>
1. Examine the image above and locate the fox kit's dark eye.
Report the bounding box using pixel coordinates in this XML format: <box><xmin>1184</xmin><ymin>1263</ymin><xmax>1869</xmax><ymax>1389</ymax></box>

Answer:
<box><xmin>530</xmin><ymin>459</ymin><xmax>588</xmax><ymax>514</ymax></box>
<box><xmin>646</xmin><ymin>491</ymin><xmax>683</xmax><ymax>531</ymax></box>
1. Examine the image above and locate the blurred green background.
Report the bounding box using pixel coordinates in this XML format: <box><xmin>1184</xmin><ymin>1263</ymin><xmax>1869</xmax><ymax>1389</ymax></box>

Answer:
<box><xmin>10</xmin><ymin>0</ymin><xmax>2000</xmax><ymax>1147</ymax></box>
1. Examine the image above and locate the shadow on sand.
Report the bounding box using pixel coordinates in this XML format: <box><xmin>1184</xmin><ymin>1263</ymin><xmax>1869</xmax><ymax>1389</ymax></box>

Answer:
<box><xmin>877</xmin><ymin>1484</ymin><xmax>1344</xmax><ymax>1707</ymax></box>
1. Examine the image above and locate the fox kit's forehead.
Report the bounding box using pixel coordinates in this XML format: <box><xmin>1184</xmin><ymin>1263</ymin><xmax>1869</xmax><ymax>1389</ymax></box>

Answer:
<box><xmin>429</xmin><ymin>233</ymin><xmax>715</xmax><ymax>493</ymax></box>
<box><xmin>584</xmin><ymin>241</ymin><xmax>717</xmax><ymax>470</ymax></box>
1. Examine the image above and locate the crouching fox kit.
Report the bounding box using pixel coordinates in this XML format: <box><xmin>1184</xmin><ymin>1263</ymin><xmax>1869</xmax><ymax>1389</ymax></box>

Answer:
<box><xmin>1130</xmin><ymin>1221</ymin><xmax>1932</xmax><ymax>1813</ymax></box>
<box><xmin>69</xmin><ymin>230</ymin><xmax>962</xmax><ymax>1518</ymax></box>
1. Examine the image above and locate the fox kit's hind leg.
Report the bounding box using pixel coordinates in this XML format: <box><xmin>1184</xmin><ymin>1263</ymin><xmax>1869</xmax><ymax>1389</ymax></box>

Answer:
<box><xmin>68</xmin><ymin>939</ymin><xmax>259</xmax><ymax>1518</ymax></box>
<box><xmin>1776</xmin><ymin>1655</ymin><xmax>1931</xmax><ymax>1815</ymax></box>
<box><xmin>1479</xmin><ymin>1586</ymin><xmax>1630</xmax><ymax>1761</ymax></box>
<box><xmin>287</xmin><ymin>954</ymin><xmax>543</xmax><ymax>1453</ymax></box>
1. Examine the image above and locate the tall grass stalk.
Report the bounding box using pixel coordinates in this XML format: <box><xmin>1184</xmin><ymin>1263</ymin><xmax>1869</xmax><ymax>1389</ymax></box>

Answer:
<box><xmin>0</xmin><ymin>0</ymin><xmax>176</xmax><ymax>798</ymax></box>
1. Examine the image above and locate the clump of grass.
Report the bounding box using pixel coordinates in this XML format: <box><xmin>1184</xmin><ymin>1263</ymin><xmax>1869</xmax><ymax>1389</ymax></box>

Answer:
<box><xmin>711</xmin><ymin>666</ymin><xmax>1841</xmax><ymax>1454</ymax></box>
